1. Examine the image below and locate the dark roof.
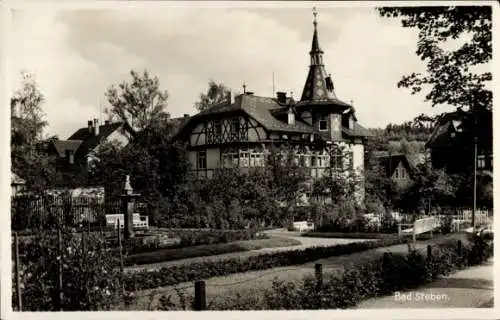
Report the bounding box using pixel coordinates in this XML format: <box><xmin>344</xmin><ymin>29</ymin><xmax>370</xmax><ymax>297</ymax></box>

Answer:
<box><xmin>168</xmin><ymin>116</ymin><xmax>191</xmax><ymax>137</ymax></box>
<box><xmin>179</xmin><ymin>93</ymin><xmax>371</xmax><ymax>140</ymax></box>
<box><xmin>68</xmin><ymin>122</ymin><xmax>124</xmax><ymax>141</ymax></box>
<box><xmin>52</xmin><ymin>140</ymin><xmax>83</xmax><ymax>157</ymax></box>
<box><xmin>58</xmin><ymin>122</ymin><xmax>134</xmax><ymax>162</ymax></box>
<box><xmin>376</xmin><ymin>153</ymin><xmax>413</xmax><ymax>178</ymax></box>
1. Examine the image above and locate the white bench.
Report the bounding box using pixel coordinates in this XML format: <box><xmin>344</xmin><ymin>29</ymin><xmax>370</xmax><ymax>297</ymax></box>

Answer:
<box><xmin>399</xmin><ymin>217</ymin><xmax>439</xmax><ymax>243</ymax></box>
<box><xmin>106</xmin><ymin>213</ymin><xmax>149</xmax><ymax>229</ymax></box>
<box><xmin>292</xmin><ymin>221</ymin><xmax>314</xmax><ymax>232</ymax></box>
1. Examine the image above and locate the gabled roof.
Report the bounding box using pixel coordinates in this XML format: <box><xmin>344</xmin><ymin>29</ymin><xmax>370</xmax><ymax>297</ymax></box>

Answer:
<box><xmin>192</xmin><ymin>94</ymin><xmax>313</xmax><ymax>133</ymax></box>
<box><xmin>52</xmin><ymin>140</ymin><xmax>83</xmax><ymax>157</ymax></box>
<box><xmin>376</xmin><ymin>153</ymin><xmax>413</xmax><ymax>178</ymax></box>
<box><xmin>68</xmin><ymin>122</ymin><xmax>124</xmax><ymax>141</ymax></box>
<box><xmin>69</xmin><ymin>122</ymin><xmax>133</xmax><ymax>158</ymax></box>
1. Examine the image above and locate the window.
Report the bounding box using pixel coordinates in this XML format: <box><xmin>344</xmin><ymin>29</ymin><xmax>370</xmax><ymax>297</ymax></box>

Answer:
<box><xmin>65</xmin><ymin>150</ymin><xmax>74</xmax><ymax>164</ymax></box>
<box><xmin>319</xmin><ymin>116</ymin><xmax>328</xmax><ymax>131</ymax></box>
<box><xmin>240</xmin><ymin>151</ymin><xmax>249</xmax><ymax>167</ymax></box>
<box><xmin>311</xmin><ymin>155</ymin><xmax>318</xmax><ymax>167</ymax></box>
<box><xmin>330</xmin><ymin>148</ymin><xmax>343</xmax><ymax>171</ymax></box>
<box><xmin>231</xmin><ymin>118</ymin><xmax>240</xmax><ymax>134</ymax></box>
<box><xmin>214</xmin><ymin>120</ymin><xmax>222</xmax><ymax>136</ymax></box>
<box><xmin>478</xmin><ymin>155</ymin><xmax>486</xmax><ymax>169</ymax></box>
<box><xmin>197</xmin><ymin>150</ymin><xmax>207</xmax><ymax>169</ymax></box>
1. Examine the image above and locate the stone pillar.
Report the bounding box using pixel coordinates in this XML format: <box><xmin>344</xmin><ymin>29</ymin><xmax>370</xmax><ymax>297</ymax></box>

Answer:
<box><xmin>121</xmin><ymin>175</ymin><xmax>140</xmax><ymax>239</ymax></box>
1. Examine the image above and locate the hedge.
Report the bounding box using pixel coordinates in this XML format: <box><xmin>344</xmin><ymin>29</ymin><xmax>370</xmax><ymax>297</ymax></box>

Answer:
<box><xmin>124</xmin><ymin>237</ymin><xmax>404</xmax><ymax>291</ymax></box>
<box><xmin>203</xmin><ymin>235</ymin><xmax>493</xmax><ymax>310</ymax></box>
<box><xmin>303</xmin><ymin>232</ymin><xmax>437</xmax><ymax>240</ymax></box>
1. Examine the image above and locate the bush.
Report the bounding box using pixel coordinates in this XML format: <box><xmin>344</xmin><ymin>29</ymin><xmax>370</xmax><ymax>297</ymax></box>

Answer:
<box><xmin>13</xmin><ymin>230</ymin><xmax>122</xmax><ymax>311</ymax></box>
<box><xmin>123</xmin><ymin>238</ymin><xmax>403</xmax><ymax>291</ymax></box>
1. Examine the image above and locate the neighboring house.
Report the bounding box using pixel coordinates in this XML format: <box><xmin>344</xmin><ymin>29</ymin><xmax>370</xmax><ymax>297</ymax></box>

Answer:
<box><xmin>426</xmin><ymin>108</ymin><xmax>492</xmax><ymax>175</ymax></box>
<box><xmin>49</xmin><ymin>119</ymin><xmax>135</xmax><ymax>168</ymax></box>
<box><xmin>11</xmin><ymin>172</ymin><xmax>25</xmax><ymax>196</ymax></box>
<box><xmin>174</xmin><ymin>13</ymin><xmax>372</xmax><ymax>202</ymax></box>
<box><xmin>376</xmin><ymin>153</ymin><xmax>413</xmax><ymax>188</ymax></box>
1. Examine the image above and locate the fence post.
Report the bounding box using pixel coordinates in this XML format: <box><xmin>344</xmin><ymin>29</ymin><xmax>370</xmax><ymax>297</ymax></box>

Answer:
<box><xmin>457</xmin><ymin>240</ymin><xmax>462</xmax><ymax>256</ymax></box>
<box><xmin>427</xmin><ymin>245</ymin><xmax>432</xmax><ymax>261</ymax></box>
<box><xmin>315</xmin><ymin>263</ymin><xmax>323</xmax><ymax>292</ymax></box>
<box><xmin>14</xmin><ymin>232</ymin><xmax>22</xmax><ymax>311</ymax></box>
<box><xmin>194</xmin><ymin>280</ymin><xmax>206</xmax><ymax>311</ymax></box>
<box><xmin>57</xmin><ymin>229</ymin><xmax>63</xmax><ymax>311</ymax></box>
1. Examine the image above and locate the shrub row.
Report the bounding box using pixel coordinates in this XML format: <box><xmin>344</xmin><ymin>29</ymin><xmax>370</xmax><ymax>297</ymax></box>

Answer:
<box><xmin>123</xmin><ymin>237</ymin><xmax>404</xmax><ymax>291</ymax></box>
<box><xmin>303</xmin><ymin>231</ymin><xmax>436</xmax><ymax>240</ymax></box>
<box><xmin>203</xmin><ymin>235</ymin><xmax>493</xmax><ymax>310</ymax></box>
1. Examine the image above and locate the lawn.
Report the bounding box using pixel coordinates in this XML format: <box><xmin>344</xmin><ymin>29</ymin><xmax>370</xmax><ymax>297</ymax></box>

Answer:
<box><xmin>125</xmin><ymin>236</ymin><xmax>301</xmax><ymax>267</ymax></box>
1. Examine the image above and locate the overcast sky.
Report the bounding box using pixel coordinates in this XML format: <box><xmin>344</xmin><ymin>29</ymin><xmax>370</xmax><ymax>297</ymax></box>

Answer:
<box><xmin>8</xmin><ymin>3</ymin><xmax>472</xmax><ymax>139</ymax></box>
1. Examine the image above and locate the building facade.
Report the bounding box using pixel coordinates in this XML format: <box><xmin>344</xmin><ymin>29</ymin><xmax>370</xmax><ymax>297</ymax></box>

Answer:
<box><xmin>174</xmin><ymin>12</ymin><xmax>372</xmax><ymax>200</ymax></box>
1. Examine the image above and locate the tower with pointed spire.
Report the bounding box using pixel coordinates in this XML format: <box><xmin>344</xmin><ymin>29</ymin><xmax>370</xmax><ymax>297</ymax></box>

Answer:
<box><xmin>297</xmin><ymin>7</ymin><xmax>355</xmax><ymax>143</ymax></box>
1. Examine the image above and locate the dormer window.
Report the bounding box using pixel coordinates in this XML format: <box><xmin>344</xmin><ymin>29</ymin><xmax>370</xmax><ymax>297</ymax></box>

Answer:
<box><xmin>319</xmin><ymin>116</ymin><xmax>328</xmax><ymax>131</ymax></box>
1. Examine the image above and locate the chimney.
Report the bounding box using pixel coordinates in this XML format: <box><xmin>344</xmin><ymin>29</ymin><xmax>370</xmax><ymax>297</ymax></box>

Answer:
<box><xmin>287</xmin><ymin>107</ymin><xmax>295</xmax><ymax>125</ymax></box>
<box><xmin>93</xmin><ymin>118</ymin><xmax>99</xmax><ymax>136</ymax></box>
<box><xmin>88</xmin><ymin>120</ymin><xmax>93</xmax><ymax>134</ymax></box>
<box><xmin>226</xmin><ymin>91</ymin><xmax>232</xmax><ymax>104</ymax></box>
<box><xmin>105</xmin><ymin>120</ymin><xmax>110</xmax><ymax>125</ymax></box>
<box><xmin>183</xmin><ymin>114</ymin><xmax>190</xmax><ymax>118</ymax></box>
<box><xmin>277</xmin><ymin>92</ymin><xmax>287</xmax><ymax>104</ymax></box>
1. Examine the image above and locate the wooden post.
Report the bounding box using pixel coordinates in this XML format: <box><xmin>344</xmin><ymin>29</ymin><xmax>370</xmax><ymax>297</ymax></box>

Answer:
<box><xmin>57</xmin><ymin>229</ymin><xmax>63</xmax><ymax>311</ymax></box>
<box><xmin>14</xmin><ymin>232</ymin><xmax>22</xmax><ymax>311</ymax></box>
<box><xmin>117</xmin><ymin>219</ymin><xmax>124</xmax><ymax>274</ymax></box>
<box><xmin>457</xmin><ymin>240</ymin><xmax>462</xmax><ymax>256</ymax></box>
<box><xmin>427</xmin><ymin>245</ymin><xmax>432</xmax><ymax>261</ymax></box>
<box><xmin>194</xmin><ymin>280</ymin><xmax>206</xmax><ymax>311</ymax></box>
<box><xmin>315</xmin><ymin>263</ymin><xmax>323</xmax><ymax>292</ymax></box>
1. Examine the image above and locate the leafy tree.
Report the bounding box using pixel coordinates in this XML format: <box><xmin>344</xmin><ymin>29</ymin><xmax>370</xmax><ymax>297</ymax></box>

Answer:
<box><xmin>194</xmin><ymin>80</ymin><xmax>231</xmax><ymax>112</ymax></box>
<box><xmin>399</xmin><ymin>163</ymin><xmax>459</xmax><ymax>214</ymax></box>
<box><xmin>10</xmin><ymin>72</ymin><xmax>60</xmax><ymax>192</ymax></box>
<box><xmin>378</xmin><ymin>6</ymin><xmax>492</xmax><ymax>111</ymax></box>
<box><xmin>105</xmin><ymin>69</ymin><xmax>170</xmax><ymax>132</ymax></box>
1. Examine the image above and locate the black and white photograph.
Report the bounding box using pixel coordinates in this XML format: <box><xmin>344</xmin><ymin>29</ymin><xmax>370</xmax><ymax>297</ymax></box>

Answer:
<box><xmin>2</xmin><ymin>0</ymin><xmax>496</xmax><ymax>317</ymax></box>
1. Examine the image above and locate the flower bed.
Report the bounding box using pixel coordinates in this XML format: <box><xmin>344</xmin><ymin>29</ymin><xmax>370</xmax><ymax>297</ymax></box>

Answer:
<box><xmin>123</xmin><ymin>237</ymin><xmax>403</xmax><ymax>291</ymax></box>
<box><xmin>125</xmin><ymin>236</ymin><xmax>301</xmax><ymax>266</ymax></box>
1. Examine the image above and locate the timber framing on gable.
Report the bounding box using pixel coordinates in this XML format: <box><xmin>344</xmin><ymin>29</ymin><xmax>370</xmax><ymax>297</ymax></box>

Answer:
<box><xmin>188</xmin><ymin>113</ymin><xmax>267</xmax><ymax>148</ymax></box>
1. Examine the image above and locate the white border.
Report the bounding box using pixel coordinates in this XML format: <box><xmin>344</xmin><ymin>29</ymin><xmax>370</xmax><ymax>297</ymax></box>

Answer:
<box><xmin>1</xmin><ymin>1</ymin><xmax>498</xmax><ymax>320</ymax></box>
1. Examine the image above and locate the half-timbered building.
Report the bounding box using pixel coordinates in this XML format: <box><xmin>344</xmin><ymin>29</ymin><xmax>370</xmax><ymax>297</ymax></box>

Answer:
<box><xmin>174</xmin><ymin>11</ymin><xmax>372</xmax><ymax>201</ymax></box>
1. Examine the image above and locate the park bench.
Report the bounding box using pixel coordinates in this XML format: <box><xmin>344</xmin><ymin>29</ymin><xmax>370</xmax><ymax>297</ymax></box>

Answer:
<box><xmin>398</xmin><ymin>216</ymin><xmax>439</xmax><ymax>243</ymax></box>
<box><xmin>105</xmin><ymin>213</ymin><xmax>149</xmax><ymax>230</ymax></box>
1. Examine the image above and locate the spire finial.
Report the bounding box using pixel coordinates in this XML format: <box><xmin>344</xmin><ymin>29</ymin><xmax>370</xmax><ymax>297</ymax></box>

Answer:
<box><xmin>243</xmin><ymin>83</ymin><xmax>246</xmax><ymax>94</ymax></box>
<box><xmin>313</xmin><ymin>7</ymin><xmax>318</xmax><ymax>27</ymax></box>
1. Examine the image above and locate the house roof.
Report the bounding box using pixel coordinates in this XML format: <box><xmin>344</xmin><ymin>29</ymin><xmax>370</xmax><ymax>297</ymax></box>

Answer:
<box><xmin>68</xmin><ymin>122</ymin><xmax>133</xmax><ymax>159</ymax></box>
<box><xmin>52</xmin><ymin>140</ymin><xmax>83</xmax><ymax>157</ymax></box>
<box><xmin>11</xmin><ymin>172</ymin><xmax>25</xmax><ymax>185</ymax></box>
<box><xmin>183</xmin><ymin>93</ymin><xmax>371</xmax><ymax>140</ymax></box>
<box><xmin>376</xmin><ymin>153</ymin><xmax>413</xmax><ymax>178</ymax></box>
